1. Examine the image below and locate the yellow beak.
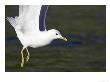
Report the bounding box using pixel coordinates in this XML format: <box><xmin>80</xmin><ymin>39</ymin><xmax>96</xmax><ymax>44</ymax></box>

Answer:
<box><xmin>60</xmin><ymin>37</ymin><xmax>67</xmax><ymax>41</ymax></box>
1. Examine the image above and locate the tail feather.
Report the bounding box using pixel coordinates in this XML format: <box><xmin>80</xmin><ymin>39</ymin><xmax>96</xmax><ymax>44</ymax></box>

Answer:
<box><xmin>6</xmin><ymin>17</ymin><xmax>23</xmax><ymax>36</ymax></box>
<box><xmin>6</xmin><ymin>17</ymin><xmax>18</xmax><ymax>27</ymax></box>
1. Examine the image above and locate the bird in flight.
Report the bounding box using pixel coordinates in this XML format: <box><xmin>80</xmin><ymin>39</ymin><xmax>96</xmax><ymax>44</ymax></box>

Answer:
<box><xmin>6</xmin><ymin>5</ymin><xmax>67</xmax><ymax>68</ymax></box>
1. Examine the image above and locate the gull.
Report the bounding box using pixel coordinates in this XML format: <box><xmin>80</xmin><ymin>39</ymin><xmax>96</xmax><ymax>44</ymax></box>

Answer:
<box><xmin>6</xmin><ymin>5</ymin><xmax>67</xmax><ymax>68</ymax></box>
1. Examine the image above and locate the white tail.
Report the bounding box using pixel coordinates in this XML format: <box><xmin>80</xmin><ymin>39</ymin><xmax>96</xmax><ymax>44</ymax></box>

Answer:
<box><xmin>6</xmin><ymin>17</ymin><xmax>18</xmax><ymax>27</ymax></box>
<box><xmin>6</xmin><ymin>17</ymin><xmax>23</xmax><ymax>37</ymax></box>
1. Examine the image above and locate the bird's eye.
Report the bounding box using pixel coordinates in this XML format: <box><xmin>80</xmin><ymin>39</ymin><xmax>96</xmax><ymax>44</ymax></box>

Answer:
<box><xmin>56</xmin><ymin>33</ymin><xmax>58</xmax><ymax>35</ymax></box>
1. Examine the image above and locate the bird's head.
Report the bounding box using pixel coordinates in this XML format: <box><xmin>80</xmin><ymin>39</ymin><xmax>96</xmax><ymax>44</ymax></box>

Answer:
<box><xmin>48</xmin><ymin>29</ymin><xmax>67</xmax><ymax>41</ymax></box>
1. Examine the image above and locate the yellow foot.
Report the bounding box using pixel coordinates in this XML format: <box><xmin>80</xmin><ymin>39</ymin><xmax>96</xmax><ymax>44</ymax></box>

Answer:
<box><xmin>21</xmin><ymin>57</ymin><xmax>24</xmax><ymax>68</ymax></box>
<box><xmin>26</xmin><ymin>55</ymin><xmax>29</xmax><ymax>62</ymax></box>
<box><xmin>26</xmin><ymin>48</ymin><xmax>30</xmax><ymax>62</ymax></box>
<box><xmin>21</xmin><ymin>62</ymin><xmax>24</xmax><ymax>68</ymax></box>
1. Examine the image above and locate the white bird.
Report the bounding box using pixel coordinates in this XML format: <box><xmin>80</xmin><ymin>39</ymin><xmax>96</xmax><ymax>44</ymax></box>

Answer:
<box><xmin>6</xmin><ymin>5</ymin><xmax>67</xmax><ymax>68</ymax></box>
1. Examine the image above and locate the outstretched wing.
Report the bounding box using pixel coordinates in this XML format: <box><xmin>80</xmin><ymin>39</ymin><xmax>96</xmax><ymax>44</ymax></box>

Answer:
<box><xmin>18</xmin><ymin>5</ymin><xmax>42</xmax><ymax>33</ymax></box>
<box><xmin>7</xmin><ymin>5</ymin><xmax>49</xmax><ymax>34</ymax></box>
<box><xmin>39</xmin><ymin>5</ymin><xmax>49</xmax><ymax>31</ymax></box>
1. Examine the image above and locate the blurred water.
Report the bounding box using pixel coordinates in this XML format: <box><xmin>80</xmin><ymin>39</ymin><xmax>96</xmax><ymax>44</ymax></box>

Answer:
<box><xmin>5</xmin><ymin>5</ymin><xmax>106</xmax><ymax>72</ymax></box>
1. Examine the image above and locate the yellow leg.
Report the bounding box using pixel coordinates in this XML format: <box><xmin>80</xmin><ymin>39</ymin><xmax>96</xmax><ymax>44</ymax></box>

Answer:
<box><xmin>21</xmin><ymin>47</ymin><xmax>24</xmax><ymax>68</ymax></box>
<box><xmin>26</xmin><ymin>48</ymin><xmax>30</xmax><ymax>62</ymax></box>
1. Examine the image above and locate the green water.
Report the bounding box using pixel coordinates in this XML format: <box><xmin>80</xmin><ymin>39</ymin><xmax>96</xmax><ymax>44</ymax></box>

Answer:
<box><xmin>5</xmin><ymin>5</ymin><xmax>106</xmax><ymax>72</ymax></box>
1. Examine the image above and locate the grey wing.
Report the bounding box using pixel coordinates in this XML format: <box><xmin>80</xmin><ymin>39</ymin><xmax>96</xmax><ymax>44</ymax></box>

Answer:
<box><xmin>39</xmin><ymin>5</ymin><xmax>49</xmax><ymax>31</ymax></box>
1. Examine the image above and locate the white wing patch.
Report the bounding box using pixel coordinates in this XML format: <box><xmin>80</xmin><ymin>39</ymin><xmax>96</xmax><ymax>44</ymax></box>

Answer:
<box><xmin>18</xmin><ymin>5</ymin><xmax>42</xmax><ymax>32</ymax></box>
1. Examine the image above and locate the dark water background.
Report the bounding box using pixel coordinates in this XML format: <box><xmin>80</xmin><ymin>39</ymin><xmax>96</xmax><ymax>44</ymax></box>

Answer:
<box><xmin>5</xmin><ymin>5</ymin><xmax>106</xmax><ymax>72</ymax></box>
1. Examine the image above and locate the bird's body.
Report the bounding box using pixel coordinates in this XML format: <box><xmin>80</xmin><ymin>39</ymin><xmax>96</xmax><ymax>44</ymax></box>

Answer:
<box><xmin>18</xmin><ymin>30</ymin><xmax>55</xmax><ymax>48</ymax></box>
<box><xmin>7</xmin><ymin>5</ymin><xmax>67</xmax><ymax>68</ymax></box>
